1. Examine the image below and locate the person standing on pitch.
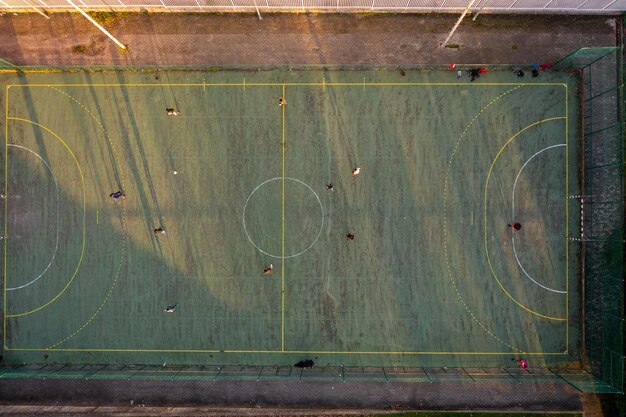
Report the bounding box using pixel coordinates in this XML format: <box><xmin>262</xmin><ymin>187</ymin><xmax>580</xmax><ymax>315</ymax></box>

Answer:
<box><xmin>110</xmin><ymin>190</ymin><xmax>125</xmax><ymax>201</ymax></box>
<box><xmin>164</xmin><ymin>304</ymin><xmax>178</xmax><ymax>313</ymax></box>
<box><xmin>508</xmin><ymin>222</ymin><xmax>522</xmax><ymax>231</ymax></box>
<box><xmin>514</xmin><ymin>358</ymin><xmax>528</xmax><ymax>369</ymax></box>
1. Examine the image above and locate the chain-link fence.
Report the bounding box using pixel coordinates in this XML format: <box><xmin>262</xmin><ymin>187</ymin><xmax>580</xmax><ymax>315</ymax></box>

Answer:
<box><xmin>552</xmin><ymin>44</ymin><xmax>625</xmax><ymax>394</ymax></box>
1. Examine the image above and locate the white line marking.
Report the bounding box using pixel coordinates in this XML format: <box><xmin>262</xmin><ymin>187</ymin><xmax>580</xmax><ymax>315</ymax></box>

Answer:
<box><xmin>242</xmin><ymin>177</ymin><xmax>324</xmax><ymax>259</ymax></box>
<box><xmin>6</xmin><ymin>144</ymin><xmax>60</xmax><ymax>291</ymax></box>
<box><xmin>511</xmin><ymin>143</ymin><xmax>566</xmax><ymax>294</ymax></box>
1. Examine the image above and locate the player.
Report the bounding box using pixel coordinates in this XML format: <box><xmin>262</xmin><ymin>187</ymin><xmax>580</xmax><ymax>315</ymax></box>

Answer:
<box><xmin>468</xmin><ymin>68</ymin><xmax>480</xmax><ymax>82</ymax></box>
<box><xmin>346</xmin><ymin>233</ymin><xmax>355</xmax><ymax>240</ymax></box>
<box><xmin>514</xmin><ymin>358</ymin><xmax>529</xmax><ymax>369</ymax></box>
<box><xmin>352</xmin><ymin>167</ymin><xmax>361</xmax><ymax>177</ymax></box>
<box><xmin>263</xmin><ymin>264</ymin><xmax>273</xmax><ymax>275</ymax></box>
<box><xmin>110</xmin><ymin>190</ymin><xmax>125</xmax><ymax>201</ymax></box>
<box><xmin>164</xmin><ymin>304</ymin><xmax>178</xmax><ymax>313</ymax></box>
<box><xmin>166</xmin><ymin>108</ymin><xmax>180</xmax><ymax>116</ymax></box>
<box><xmin>278</xmin><ymin>97</ymin><xmax>287</xmax><ymax>107</ymax></box>
<box><xmin>508</xmin><ymin>222</ymin><xmax>522</xmax><ymax>231</ymax></box>
<box><xmin>326</xmin><ymin>183</ymin><xmax>334</xmax><ymax>191</ymax></box>
<box><xmin>154</xmin><ymin>227</ymin><xmax>166</xmax><ymax>236</ymax></box>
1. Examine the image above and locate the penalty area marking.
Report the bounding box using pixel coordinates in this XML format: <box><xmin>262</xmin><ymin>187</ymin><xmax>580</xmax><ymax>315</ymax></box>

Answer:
<box><xmin>511</xmin><ymin>143</ymin><xmax>567</xmax><ymax>294</ymax></box>
<box><xmin>484</xmin><ymin>116</ymin><xmax>566</xmax><ymax>321</ymax></box>
<box><xmin>6</xmin><ymin>144</ymin><xmax>60</xmax><ymax>291</ymax></box>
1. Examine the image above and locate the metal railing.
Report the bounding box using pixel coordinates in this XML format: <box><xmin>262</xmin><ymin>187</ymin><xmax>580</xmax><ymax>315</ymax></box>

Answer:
<box><xmin>0</xmin><ymin>0</ymin><xmax>624</xmax><ymax>12</ymax></box>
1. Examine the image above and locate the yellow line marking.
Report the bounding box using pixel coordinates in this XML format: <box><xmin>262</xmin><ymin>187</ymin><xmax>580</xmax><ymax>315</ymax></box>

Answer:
<box><xmin>6</xmin><ymin>118</ymin><xmax>86</xmax><ymax>318</ymax></box>
<box><xmin>484</xmin><ymin>116</ymin><xmax>567</xmax><ymax>321</ymax></box>
<box><xmin>565</xmin><ymin>83</ymin><xmax>569</xmax><ymax>351</ymax></box>
<box><xmin>3</xmin><ymin>85</ymin><xmax>8</xmax><ymax>348</ymax></box>
<box><xmin>3</xmin><ymin>81</ymin><xmax>571</xmax><ymax>355</ymax></box>
<box><xmin>443</xmin><ymin>86</ymin><xmax>525</xmax><ymax>353</ymax></box>
<box><xmin>8</xmin><ymin>82</ymin><xmax>566</xmax><ymax>88</ymax></box>
<box><xmin>42</xmin><ymin>88</ymin><xmax>128</xmax><ymax>348</ymax></box>
<box><xmin>5</xmin><ymin>347</ymin><xmax>567</xmax><ymax>355</ymax></box>
<box><xmin>281</xmin><ymin>83</ymin><xmax>286</xmax><ymax>352</ymax></box>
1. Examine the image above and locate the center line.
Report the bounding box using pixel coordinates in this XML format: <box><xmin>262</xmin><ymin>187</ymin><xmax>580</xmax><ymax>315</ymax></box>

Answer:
<box><xmin>281</xmin><ymin>83</ymin><xmax>286</xmax><ymax>352</ymax></box>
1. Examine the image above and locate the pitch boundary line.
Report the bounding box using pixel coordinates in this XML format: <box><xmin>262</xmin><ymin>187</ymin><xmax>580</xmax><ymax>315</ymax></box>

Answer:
<box><xmin>511</xmin><ymin>144</ymin><xmax>567</xmax><ymax>294</ymax></box>
<box><xmin>484</xmin><ymin>117</ymin><xmax>566</xmax><ymax>321</ymax></box>
<box><xmin>5</xmin><ymin>347</ymin><xmax>568</xmax><ymax>355</ymax></box>
<box><xmin>3</xmin><ymin>81</ymin><xmax>574</xmax><ymax>356</ymax></box>
<box><xmin>7</xmin><ymin>82</ymin><xmax>567</xmax><ymax>88</ymax></box>
<box><xmin>5</xmin><ymin>118</ymin><xmax>86</xmax><ymax>318</ymax></box>
<box><xmin>565</xmin><ymin>84</ymin><xmax>569</xmax><ymax>352</ymax></box>
<box><xmin>3</xmin><ymin>85</ymin><xmax>7</xmax><ymax>349</ymax></box>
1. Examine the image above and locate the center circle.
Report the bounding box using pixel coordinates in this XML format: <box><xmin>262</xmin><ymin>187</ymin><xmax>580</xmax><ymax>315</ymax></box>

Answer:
<box><xmin>243</xmin><ymin>177</ymin><xmax>324</xmax><ymax>259</ymax></box>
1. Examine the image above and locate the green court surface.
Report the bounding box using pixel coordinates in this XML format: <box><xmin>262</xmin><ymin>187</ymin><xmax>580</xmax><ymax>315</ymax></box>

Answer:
<box><xmin>0</xmin><ymin>69</ymin><xmax>581</xmax><ymax>367</ymax></box>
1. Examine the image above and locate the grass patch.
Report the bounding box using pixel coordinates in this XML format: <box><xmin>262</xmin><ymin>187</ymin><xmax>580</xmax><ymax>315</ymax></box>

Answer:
<box><xmin>444</xmin><ymin>44</ymin><xmax>460</xmax><ymax>49</ymax></box>
<box><xmin>71</xmin><ymin>44</ymin><xmax>87</xmax><ymax>54</ymax></box>
<box><xmin>70</xmin><ymin>41</ymin><xmax>106</xmax><ymax>56</ymax></box>
<box><xmin>87</xmin><ymin>11</ymin><xmax>128</xmax><ymax>26</ymax></box>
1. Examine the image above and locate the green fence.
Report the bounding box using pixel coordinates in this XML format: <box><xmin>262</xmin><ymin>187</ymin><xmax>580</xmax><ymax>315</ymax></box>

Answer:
<box><xmin>552</xmin><ymin>45</ymin><xmax>625</xmax><ymax>393</ymax></box>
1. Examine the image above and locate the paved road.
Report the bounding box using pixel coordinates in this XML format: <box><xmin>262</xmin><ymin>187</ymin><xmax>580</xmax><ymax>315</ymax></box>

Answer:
<box><xmin>0</xmin><ymin>13</ymin><xmax>618</xmax><ymax>67</ymax></box>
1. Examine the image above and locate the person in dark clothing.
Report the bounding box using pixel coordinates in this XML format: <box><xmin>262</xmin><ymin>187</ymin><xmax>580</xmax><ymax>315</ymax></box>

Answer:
<box><xmin>508</xmin><ymin>223</ymin><xmax>522</xmax><ymax>231</ymax></box>
<box><xmin>294</xmin><ymin>360</ymin><xmax>315</xmax><ymax>368</ymax></box>
<box><xmin>110</xmin><ymin>190</ymin><xmax>125</xmax><ymax>200</ymax></box>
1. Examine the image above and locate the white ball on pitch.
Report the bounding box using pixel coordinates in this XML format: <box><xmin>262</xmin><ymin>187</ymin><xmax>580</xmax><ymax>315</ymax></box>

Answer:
<box><xmin>173</xmin><ymin>171</ymin><xmax>178</xmax><ymax>175</ymax></box>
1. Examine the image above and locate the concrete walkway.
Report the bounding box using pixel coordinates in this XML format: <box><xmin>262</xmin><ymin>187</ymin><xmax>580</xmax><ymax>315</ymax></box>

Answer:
<box><xmin>0</xmin><ymin>13</ymin><xmax>618</xmax><ymax>67</ymax></box>
<box><xmin>0</xmin><ymin>378</ymin><xmax>582</xmax><ymax>412</ymax></box>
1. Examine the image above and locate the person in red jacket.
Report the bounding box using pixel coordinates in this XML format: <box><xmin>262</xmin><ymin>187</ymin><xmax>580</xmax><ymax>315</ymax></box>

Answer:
<box><xmin>514</xmin><ymin>358</ymin><xmax>529</xmax><ymax>369</ymax></box>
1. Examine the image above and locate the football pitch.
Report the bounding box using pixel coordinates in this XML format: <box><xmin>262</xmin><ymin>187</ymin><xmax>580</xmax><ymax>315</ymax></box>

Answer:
<box><xmin>1</xmin><ymin>69</ymin><xmax>581</xmax><ymax>368</ymax></box>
